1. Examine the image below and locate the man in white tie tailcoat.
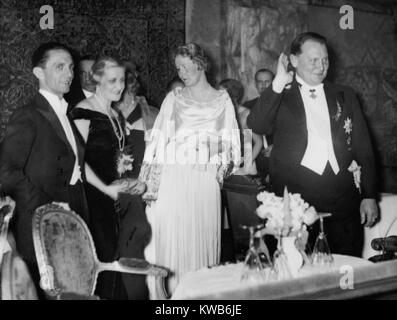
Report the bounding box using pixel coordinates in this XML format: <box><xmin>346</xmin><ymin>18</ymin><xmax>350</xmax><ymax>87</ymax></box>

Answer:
<box><xmin>247</xmin><ymin>32</ymin><xmax>378</xmax><ymax>256</ymax></box>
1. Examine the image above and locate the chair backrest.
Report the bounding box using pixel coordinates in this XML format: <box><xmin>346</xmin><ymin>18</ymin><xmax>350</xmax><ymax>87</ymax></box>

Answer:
<box><xmin>1</xmin><ymin>251</ymin><xmax>38</xmax><ymax>300</ymax></box>
<box><xmin>0</xmin><ymin>197</ymin><xmax>15</xmax><ymax>266</ymax></box>
<box><xmin>33</xmin><ymin>204</ymin><xmax>99</xmax><ymax>297</ymax></box>
<box><xmin>222</xmin><ymin>175</ymin><xmax>263</xmax><ymax>261</ymax></box>
<box><xmin>0</xmin><ymin>197</ymin><xmax>37</xmax><ymax>300</ymax></box>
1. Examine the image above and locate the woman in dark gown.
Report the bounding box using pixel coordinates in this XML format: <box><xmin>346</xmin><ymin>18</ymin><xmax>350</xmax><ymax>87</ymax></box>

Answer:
<box><xmin>71</xmin><ymin>56</ymin><xmax>149</xmax><ymax>300</ymax></box>
<box><xmin>113</xmin><ymin>61</ymin><xmax>158</xmax><ymax>298</ymax></box>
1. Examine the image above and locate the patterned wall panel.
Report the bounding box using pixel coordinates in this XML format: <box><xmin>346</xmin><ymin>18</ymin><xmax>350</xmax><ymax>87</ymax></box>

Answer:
<box><xmin>186</xmin><ymin>0</ymin><xmax>308</xmax><ymax>101</ymax></box>
<box><xmin>0</xmin><ymin>0</ymin><xmax>185</xmax><ymax>140</ymax></box>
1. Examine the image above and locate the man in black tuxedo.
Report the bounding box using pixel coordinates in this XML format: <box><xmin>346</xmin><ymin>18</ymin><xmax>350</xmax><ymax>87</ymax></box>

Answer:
<box><xmin>64</xmin><ymin>55</ymin><xmax>95</xmax><ymax>112</ymax></box>
<box><xmin>247</xmin><ymin>32</ymin><xmax>378</xmax><ymax>256</ymax></box>
<box><xmin>0</xmin><ymin>43</ymin><xmax>123</xmax><ymax>295</ymax></box>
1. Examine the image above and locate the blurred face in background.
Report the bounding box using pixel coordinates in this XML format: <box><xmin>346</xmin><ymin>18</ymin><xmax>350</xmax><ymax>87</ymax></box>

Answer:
<box><xmin>125</xmin><ymin>70</ymin><xmax>140</xmax><ymax>96</ymax></box>
<box><xmin>255</xmin><ymin>71</ymin><xmax>274</xmax><ymax>95</ymax></box>
<box><xmin>96</xmin><ymin>65</ymin><xmax>125</xmax><ymax>102</ymax></box>
<box><xmin>169</xmin><ymin>79</ymin><xmax>184</xmax><ymax>92</ymax></box>
<box><xmin>79</xmin><ymin>59</ymin><xmax>95</xmax><ymax>92</ymax></box>
<box><xmin>175</xmin><ymin>55</ymin><xmax>203</xmax><ymax>87</ymax></box>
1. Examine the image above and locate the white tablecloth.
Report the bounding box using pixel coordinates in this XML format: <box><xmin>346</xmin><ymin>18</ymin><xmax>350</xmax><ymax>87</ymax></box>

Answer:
<box><xmin>172</xmin><ymin>254</ymin><xmax>372</xmax><ymax>300</ymax></box>
<box><xmin>362</xmin><ymin>193</ymin><xmax>397</xmax><ymax>259</ymax></box>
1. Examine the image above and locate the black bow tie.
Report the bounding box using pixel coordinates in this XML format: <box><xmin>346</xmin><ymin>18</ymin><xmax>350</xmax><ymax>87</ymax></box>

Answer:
<box><xmin>309</xmin><ymin>89</ymin><xmax>317</xmax><ymax>99</ymax></box>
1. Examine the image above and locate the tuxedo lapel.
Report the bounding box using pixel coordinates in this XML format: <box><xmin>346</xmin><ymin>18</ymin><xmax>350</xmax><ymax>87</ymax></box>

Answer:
<box><xmin>324</xmin><ymin>82</ymin><xmax>342</xmax><ymax>139</ymax></box>
<box><xmin>69</xmin><ymin>118</ymin><xmax>85</xmax><ymax>164</ymax></box>
<box><xmin>285</xmin><ymin>81</ymin><xmax>307</xmax><ymax>135</ymax></box>
<box><xmin>33</xmin><ymin>93</ymin><xmax>74</xmax><ymax>154</ymax></box>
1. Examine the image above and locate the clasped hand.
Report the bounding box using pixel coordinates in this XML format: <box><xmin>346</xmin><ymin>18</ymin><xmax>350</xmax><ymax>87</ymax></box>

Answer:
<box><xmin>108</xmin><ymin>178</ymin><xmax>147</xmax><ymax>200</ymax></box>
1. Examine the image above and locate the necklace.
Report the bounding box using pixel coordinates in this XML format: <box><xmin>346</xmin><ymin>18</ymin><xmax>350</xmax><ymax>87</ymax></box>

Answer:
<box><xmin>94</xmin><ymin>94</ymin><xmax>125</xmax><ymax>152</ymax></box>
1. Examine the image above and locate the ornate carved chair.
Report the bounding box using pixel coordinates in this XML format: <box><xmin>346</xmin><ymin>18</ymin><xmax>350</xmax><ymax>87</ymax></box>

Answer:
<box><xmin>0</xmin><ymin>196</ymin><xmax>15</xmax><ymax>267</ymax></box>
<box><xmin>0</xmin><ymin>196</ymin><xmax>38</xmax><ymax>300</ymax></box>
<box><xmin>32</xmin><ymin>203</ymin><xmax>168</xmax><ymax>300</ymax></box>
<box><xmin>222</xmin><ymin>175</ymin><xmax>265</xmax><ymax>261</ymax></box>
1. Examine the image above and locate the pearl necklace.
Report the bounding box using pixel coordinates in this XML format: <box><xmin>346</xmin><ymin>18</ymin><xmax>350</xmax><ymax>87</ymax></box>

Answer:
<box><xmin>94</xmin><ymin>94</ymin><xmax>125</xmax><ymax>152</ymax></box>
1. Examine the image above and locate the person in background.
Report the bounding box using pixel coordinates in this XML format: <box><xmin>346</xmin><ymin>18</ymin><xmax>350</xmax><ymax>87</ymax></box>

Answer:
<box><xmin>166</xmin><ymin>75</ymin><xmax>184</xmax><ymax>93</ymax></box>
<box><xmin>247</xmin><ymin>32</ymin><xmax>378</xmax><ymax>256</ymax></box>
<box><xmin>115</xmin><ymin>61</ymin><xmax>159</xmax><ymax>178</ymax></box>
<box><xmin>65</xmin><ymin>55</ymin><xmax>96</xmax><ymax>112</ymax></box>
<box><xmin>219</xmin><ymin>78</ymin><xmax>263</xmax><ymax>176</ymax></box>
<box><xmin>113</xmin><ymin>61</ymin><xmax>159</xmax><ymax>300</ymax></box>
<box><xmin>244</xmin><ymin>68</ymin><xmax>274</xmax><ymax>110</ymax></box>
<box><xmin>140</xmin><ymin>43</ymin><xmax>240</xmax><ymax>298</ymax></box>
<box><xmin>244</xmin><ymin>69</ymin><xmax>274</xmax><ymax>182</ymax></box>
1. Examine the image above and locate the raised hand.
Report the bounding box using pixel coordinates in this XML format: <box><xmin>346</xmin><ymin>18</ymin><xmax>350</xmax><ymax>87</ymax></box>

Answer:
<box><xmin>272</xmin><ymin>53</ymin><xmax>294</xmax><ymax>93</ymax></box>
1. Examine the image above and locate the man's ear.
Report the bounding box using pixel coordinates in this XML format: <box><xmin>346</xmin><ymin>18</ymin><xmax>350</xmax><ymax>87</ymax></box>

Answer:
<box><xmin>32</xmin><ymin>67</ymin><xmax>44</xmax><ymax>80</ymax></box>
<box><xmin>289</xmin><ymin>54</ymin><xmax>298</xmax><ymax>69</ymax></box>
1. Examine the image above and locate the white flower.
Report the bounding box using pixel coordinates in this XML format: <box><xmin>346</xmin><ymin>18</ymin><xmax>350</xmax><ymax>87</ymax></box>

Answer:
<box><xmin>302</xmin><ymin>206</ymin><xmax>318</xmax><ymax>226</ymax></box>
<box><xmin>256</xmin><ymin>190</ymin><xmax>317</xmax><ymax>236</ymax></box>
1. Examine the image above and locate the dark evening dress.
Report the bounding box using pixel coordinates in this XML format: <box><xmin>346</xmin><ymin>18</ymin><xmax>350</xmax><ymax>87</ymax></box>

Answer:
<box><xmin>124</xmin><ymin>103</ymin><xmax>146</xmax><ymax>178</ymax></box>
<box><xmin>70</xmin><ymin>108</ymin><xmax>150</xmax><ymax>300</ymax></box>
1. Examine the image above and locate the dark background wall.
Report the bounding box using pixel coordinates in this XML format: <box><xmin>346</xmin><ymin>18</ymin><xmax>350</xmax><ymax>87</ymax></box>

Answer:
<box><xmin>0</xmin><ymin>0</ymin><xmax>185</xmax><ymax>138</ymax></box>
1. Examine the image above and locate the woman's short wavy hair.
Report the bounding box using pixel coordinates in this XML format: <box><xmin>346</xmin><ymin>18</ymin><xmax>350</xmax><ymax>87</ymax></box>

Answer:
<box><xmin>173</xmin><ymin>43</ymin><xmax>210</xmax><ymax>72</ymax></box>
<box><xmin>91</xmin><ymin>56</ymin><xmax>124</xmax><ymax>85</ymax></box>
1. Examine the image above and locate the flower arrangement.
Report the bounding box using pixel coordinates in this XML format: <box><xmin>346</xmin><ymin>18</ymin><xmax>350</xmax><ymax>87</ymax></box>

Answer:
<box><xmin>256</xmin><ymin>187</ymin><xmax>318</xmax><ymax>237</ymax></box>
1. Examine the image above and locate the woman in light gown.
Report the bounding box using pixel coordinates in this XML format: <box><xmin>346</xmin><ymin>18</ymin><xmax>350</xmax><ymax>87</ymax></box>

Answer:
<box><xmin>139</xmin><ymin>43</ymin><xmax>241</xmax><ymax>298</ymax></box>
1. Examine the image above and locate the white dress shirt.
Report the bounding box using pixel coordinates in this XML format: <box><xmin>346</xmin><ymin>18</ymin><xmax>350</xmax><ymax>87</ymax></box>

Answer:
<box><xmin>39</xmin><ymin>89</ymin><xmax>82</xmax><ymax>184</ymax></box>
<box><xmin>296</xmin><ymin>75</ymin><xmax>340</xmax><ymax>175</ymax></box>
<box><xmin>82</xmin><ymin>89</ymin><xmax>94</xmax><ymax>99</ymax></box>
